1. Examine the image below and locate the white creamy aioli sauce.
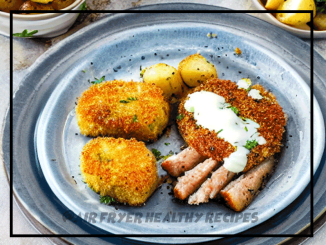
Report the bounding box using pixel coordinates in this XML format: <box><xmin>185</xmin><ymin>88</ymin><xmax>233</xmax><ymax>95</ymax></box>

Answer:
<box><xmin>237</xmin><ymin>78</ymin><xmax>263</xmax><ymax>100</ymax></box>
<box><xmin>184</xmin><ymin>91</ymin><xmax>266</xmax><ymax>173</ymax></box>
<box><xmin>248</xmin><ymin>89</ymin><xmax>263</xmax><ymax>100</ymax></box>
<box><xmin>237</xmin><ymin>78</ymin><xmax>251</xmax><ymax>90</ymax></box>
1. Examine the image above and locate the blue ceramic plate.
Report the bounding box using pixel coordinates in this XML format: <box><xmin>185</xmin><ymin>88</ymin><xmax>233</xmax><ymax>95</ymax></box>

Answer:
<box><xmin>36</xmin><ymin>12</ymin><xmax>324</xmax><ymax>241</ymax></box>
<box><xmin>3</xmin><ymin>4</ymin><xmax>326</xmax><ymax>245</ymax></box>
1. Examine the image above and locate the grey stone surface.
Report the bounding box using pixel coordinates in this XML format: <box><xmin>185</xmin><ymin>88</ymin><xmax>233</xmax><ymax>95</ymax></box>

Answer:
<box><xmin>0</xmin><ymin>0</ymin><xmax>325</xmax><ymax>244</ymax></box>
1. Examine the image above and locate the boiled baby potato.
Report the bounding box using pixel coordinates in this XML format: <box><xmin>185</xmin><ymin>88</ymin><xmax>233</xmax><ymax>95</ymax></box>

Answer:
<box><xmin>19</xmin><ymin>1</ymin><xmax>54</xmax><ymax>10</ymax></box>
<box><xmin>51</xmin><ymin>0</ymin><xmax>76</xmax><ymax>10</ymax></box>
<box><xmin>178</xmin><ymin>54</ymin><xmax>217</xmax><ymax>88</ymax></box>
<box><xmin>265</xmin><ymin>0</ymin><xmax>283</xmax><ymax>10</ymax></box>
<box><xmin>276</xmin><ymin>0</ymin><xmax>316</xmax><ymax>26</ymax></box>
<box><xmin>0</xmin><ymin>0</ymin><xmax>24</xmax><ymax>13</ymax></box>
<box><xmin>313</xmin><ymin>13</ymin><xmax>326</xmax><ymax>31</ymax></box>
<box><xmin>31</xmin><ymin>0</ymin><xmax>53</xmax><ymax>4</ymax></box>
<box><xmin>142</xmin><ymin>63</ymin><xmax>185</xmax><ymax>99</ymax></box>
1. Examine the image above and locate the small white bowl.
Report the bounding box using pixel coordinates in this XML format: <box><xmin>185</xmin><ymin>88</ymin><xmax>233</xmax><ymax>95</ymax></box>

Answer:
<box><xmin>0</xmin><ymin>0</ymin><xmax>85</xmax><ymax>38</ymax></box>
<box><xmin>251</xmin><ymin>0</ymin><xmax>326</xmax><ymax>38</ymax></box>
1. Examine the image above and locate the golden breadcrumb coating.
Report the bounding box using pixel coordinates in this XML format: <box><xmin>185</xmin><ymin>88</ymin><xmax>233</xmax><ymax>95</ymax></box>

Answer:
<box><xmin>80</xmin><ymin>137</ymin><xmax>159</xmax><ymax>206</ymax></box>
<box><xmin>177</xmin><ymin>78</ymin><xmax>286</xmax><ymax>172</ymax></box>
<box><xmin>76</xmin><ymin>80</ymin><xmax>170</xmax><ymax>142</ymax></box>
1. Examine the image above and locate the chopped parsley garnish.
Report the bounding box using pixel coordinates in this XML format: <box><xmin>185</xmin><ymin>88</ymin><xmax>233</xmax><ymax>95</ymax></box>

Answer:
<box><xmin>91</xmin><ymin>76</ymin><xmax>105</xmax><ymax>84</ymax></box>
<box><xmin>316</xmin><ymin>0</ymin><xmax>326</xmax><ymax>13</ymax></box>
<box><xmin>82</xmin><ymin>69</ymin><xmax>86</xmax><ymax>73</ymax></box>
<box><xmin>229</xmin><ymin>106</ymin><xmax>239</xmax><ymax>115</ymax></box>
<box><xmin>120</xmin><ymin>100</ymin><xmax>130</xmax><ymax>103</ymax></box>
<box><xmin>80</xmin><ymin>2</ymin><xmax>87</xmax><ymax>10</ymax></box>
<box><xmin>128</xmin><ymin>97</ymin><xmax>137</xmax><ymax>101</ymax></box>
<box><xmin>244</xmin><ymin>140</ymin><xmax>258</xmax><ymax>150</ymax></box>
<box><xmin>151</xmin><ymin>149</ymin><xmax>173</xmax><ymax>161</ymax></box>
<box><xmin>120</xmin><ymin>97</ymin><xmax>138</xmax><ymax>103</ymax></box>
<box><xmin>148</xmin><ymin>123</ymin><xmax>154</xmax><ymax>131</ymax></box>
<box><xmin>244</xmin><ymin>126</ymin><xmax>248</xmax><ymax>132</ymax></box>
<box><xmin>152</xmin><ymin>148</ymin><xmax>163</xmax><ymax>161</ymax></box>
<box><xmin>13</xmin><ymin>29</ymin><xmax>38</xmax><ymax>37</ymax></box>
<box><xmin>163</xmin><ymin>150</ymin><xmax>174</xmax><ymax>160</ymax></box>
<box><xmin>100</xmin><ymin>196</ymin><xmax>115</xmax><ymax>205</ymax></box>
<box><xmin>164</xmin><ymin>143</ymin><xmax>170</xmax><ymax>146</ymax></box>
<box><xmin>133</xmin><ymin>115</ymin><xmax>138</xmax><ymax>122</ymax></box>
<box><xmin>176</xmin><ymin>114</ymin><xmax>185</xmax><ymax>120</ymax></box>
<box><xmin>217</xmin><ymin>129</ymin><xmax>223</xmax><ymax>134</ymax></box>
<box><xmin>246</xmin><ymin>87</ymin><xmax>251</xmax><ymax>92</ymax></box>
<box><xmin>140</xmin><ymin>68</ymin><xmax>147</xmax><ymax>77</ymax></box>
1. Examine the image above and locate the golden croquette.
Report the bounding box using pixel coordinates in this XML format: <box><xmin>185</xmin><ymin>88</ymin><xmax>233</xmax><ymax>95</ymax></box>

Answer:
<box><xmin>80</xmin><ymin>137</ymin><xmax>159</xmax><ymax>206</ymax></box>
<box><xmin>76</xmin><ymin>80</ymin><xmax>170</xmax><ymax>142</ymax></box>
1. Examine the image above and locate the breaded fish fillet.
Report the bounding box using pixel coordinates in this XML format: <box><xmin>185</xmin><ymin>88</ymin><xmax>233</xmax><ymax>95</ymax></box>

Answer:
<box><xmin>76</xmin><ymin>80</ymin><xmax>170</xmax><ymax>142</ymax></box>
<box><xmin>177</xmin><ymin>79</ymin><xmax>286</xmax><ymax>172</ymax></box>
<box><xmin>80</xmin><ymin>137</ymin><xmax>159</xmax><ymax>206</ymax></box>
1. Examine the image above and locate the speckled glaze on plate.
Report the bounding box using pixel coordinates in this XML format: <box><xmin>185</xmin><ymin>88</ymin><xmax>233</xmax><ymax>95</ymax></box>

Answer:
<box><xmin>3</xmin><ymin>4</ymin><xmax>326</xmax><ymax>245</ymax></box>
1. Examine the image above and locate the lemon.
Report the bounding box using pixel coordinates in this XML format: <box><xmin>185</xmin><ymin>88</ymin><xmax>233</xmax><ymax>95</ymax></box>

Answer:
<box><xmin>276</xmin><ymin>0</ymin><xmax>316</xmax><ymax>26</ymax></box>
<box><xmin>265</xmin><ymin>0</ymin><xmax>284</xmax><ymax>10</ymax></box>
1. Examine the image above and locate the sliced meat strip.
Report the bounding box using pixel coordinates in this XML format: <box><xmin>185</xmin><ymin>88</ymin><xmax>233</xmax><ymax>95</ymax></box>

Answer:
<box><xmin>220</xmin><ymin>156</ymin><xmax>274</xmax><ymax>212</ymax></box>
<box><xmin>209</xmin><ymin>167</ymin><xmax>235</xmax><ymax>199</ymax></box>
<box><xmin>188</xmin><ymin>166</ymin><xmax>235</xmax><ymax>205</ymax></box>
<box><xmin>174</xmin><ymin>158</ymin><xmax>219</xmax><ymax>200</ymax></box>
<box><xmin>161</xmin><ymin>147</ymin><xmax>207</xmax><ymax>177</ymax></box>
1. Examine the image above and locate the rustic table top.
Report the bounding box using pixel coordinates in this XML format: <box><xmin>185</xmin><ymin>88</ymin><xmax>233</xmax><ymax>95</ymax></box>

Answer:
<box><xmin>0</xmin><ymin>0</ymin><xmax>325</xmax><ymax>244</ymax></box>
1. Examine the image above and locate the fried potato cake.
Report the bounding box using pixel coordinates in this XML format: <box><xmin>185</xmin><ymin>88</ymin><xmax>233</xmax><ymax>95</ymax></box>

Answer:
<box><xmin>80</xmin><ymin>137</ymin><xmax>159</xmax><ymax>206</ymax></box>
<box><xmin>76</xmin><ymin>80</ymin><xmax>170</xmax><ymax>142</ymax></box>
<box><xmin>177</xmin><ymin>78</ymin><xmax>286</xmax><ymax>172</ymax></box>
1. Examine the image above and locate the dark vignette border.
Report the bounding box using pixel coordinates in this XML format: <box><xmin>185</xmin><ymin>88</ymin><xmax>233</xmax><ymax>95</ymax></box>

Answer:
<box><xmin>9</xmin><ymin>9</ymin><xmax>314</xmax><ymax>239</ymax></box>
